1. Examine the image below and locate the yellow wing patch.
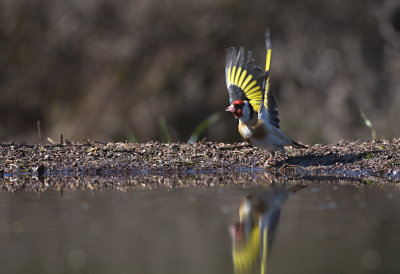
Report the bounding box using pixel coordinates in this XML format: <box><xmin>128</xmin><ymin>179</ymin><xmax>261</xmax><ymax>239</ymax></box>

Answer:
<box><xmin>263</xmin><ymin>75</ymin><xmax>270</xmax><ymax>110</ymax></box>
<box><xmin>263</xmin><ymin>45</ymin><xmax>272</xmax><ymax>111</ymax></box>
<box><xmin>227</xmin><ymin>66</ymin><xmax>262</xmax><ymax>112</ymax></box>
<box><xmin>232</xmin><ymin>226</ymin><xmax>261</xmax><ymax>274</ymax></box>
<box><xmin>265</xmin><ymin>47</ymin><xmax>271</xmax><ymax>72</ymax></box>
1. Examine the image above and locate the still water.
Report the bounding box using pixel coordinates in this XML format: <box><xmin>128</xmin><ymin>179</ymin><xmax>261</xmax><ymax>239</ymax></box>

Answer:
<box><xmin>0</xmin><ymin>181</ymin><xmax>399</xmax><ymax>274</ymax></box>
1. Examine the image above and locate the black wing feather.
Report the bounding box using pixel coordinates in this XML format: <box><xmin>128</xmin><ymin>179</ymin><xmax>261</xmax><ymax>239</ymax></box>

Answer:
<box><xmin>266</xmin><ymin>90</ymin><xmax>280</xmax><ymax>128</ymax></box>
<box><xmin>225</xmin><ymin>47</ymin><xmax>265</xmax><ymax>110</ymax></box>
<box><xmin>260</xmin><ymin>30</ymin><xmax>280</xmax><ymax>128</ymax></box>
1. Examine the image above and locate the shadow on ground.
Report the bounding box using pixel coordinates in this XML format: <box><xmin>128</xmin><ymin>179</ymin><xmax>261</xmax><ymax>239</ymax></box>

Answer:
<box><xmin>274</xmin><ymin>150</ymin><xmax>381</xmax><ymax>168</ymax></box>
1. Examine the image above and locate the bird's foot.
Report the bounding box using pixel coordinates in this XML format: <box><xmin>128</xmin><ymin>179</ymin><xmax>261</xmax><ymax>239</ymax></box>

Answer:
<box><xmin>264</xmin><ymin>154</ymin><xmax>273</xmax><ymax>167</ymax></box>
<box><xmin>263</xmin><ymin>172</ymin><xmax>273</xmax><ymax>183</ymax></box>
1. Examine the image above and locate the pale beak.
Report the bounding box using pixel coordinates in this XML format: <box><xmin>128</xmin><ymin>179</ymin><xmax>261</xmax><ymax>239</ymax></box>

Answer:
<box><xmin>225</xmin><ymin>105</ymin><xmax>235</xmax><ymax>113</ymax></box>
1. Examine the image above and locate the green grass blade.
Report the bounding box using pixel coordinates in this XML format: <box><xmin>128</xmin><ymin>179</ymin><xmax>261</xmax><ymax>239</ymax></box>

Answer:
<box><xmin>158</xmin><ymin>117</ymin><xmax>171</xmax><ymax>143</ymax></box>
<box><xmin>127</xmin><ymin>130</ymin><xmax>137</xmax><ymax>143</ymax></box>
<box><xmin>359</xmin><ymin>108</ymin><xmax>376</xmax><ymax>140</ymax></box>
<box><xmin>187</xmin><ymin>112</ymin><xmax>221</xmax><ymax>144</ymax></box>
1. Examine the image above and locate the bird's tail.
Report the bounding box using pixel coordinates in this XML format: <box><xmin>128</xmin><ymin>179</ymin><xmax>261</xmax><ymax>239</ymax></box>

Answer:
<box><xmin>288</xmin><ymin>139</ymin><xmax>307</xmax><ymax>149</ymax></box>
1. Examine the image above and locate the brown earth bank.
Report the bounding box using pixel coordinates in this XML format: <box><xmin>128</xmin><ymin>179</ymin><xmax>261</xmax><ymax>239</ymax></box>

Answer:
<box><xmin>1</xmin><ymin>138</ymin><xmax>400</xmax><ymax>191</ymax></box>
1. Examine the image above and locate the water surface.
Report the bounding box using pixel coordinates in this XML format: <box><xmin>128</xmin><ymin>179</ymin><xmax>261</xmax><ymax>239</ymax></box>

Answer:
<box><xmin>0</xmin><ymin>182</ymin><xmax>399</xmax><ymax>274</ymax></box>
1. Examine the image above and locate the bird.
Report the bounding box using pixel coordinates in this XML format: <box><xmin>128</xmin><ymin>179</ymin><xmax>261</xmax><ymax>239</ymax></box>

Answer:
<box><xmin>230</xmin><ymin>183</ymin><xmax>306</xmax><ymax>274</ymax></box>
<box><xmin>225</xmin><ymin>30</ymin><xmax>306</xmax><ymax>165</ymax></box>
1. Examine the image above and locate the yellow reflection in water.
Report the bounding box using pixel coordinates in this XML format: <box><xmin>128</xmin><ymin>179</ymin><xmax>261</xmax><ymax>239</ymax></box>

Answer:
<box><xmin>230</xmin><ymin>183</ymin><xmax>305</xmax><ymax>274</ymax></box>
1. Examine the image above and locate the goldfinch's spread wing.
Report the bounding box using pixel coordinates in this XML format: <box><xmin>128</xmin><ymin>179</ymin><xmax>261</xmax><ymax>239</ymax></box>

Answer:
<box><xmin>225</xmin><ymin>47</ymin><xmax>264</xmax><ymax>112</ymax></box>
<box><xmin>259</xmin><ymin>30</ymin><xmax>280</xmax><ymax>129</ymax></box>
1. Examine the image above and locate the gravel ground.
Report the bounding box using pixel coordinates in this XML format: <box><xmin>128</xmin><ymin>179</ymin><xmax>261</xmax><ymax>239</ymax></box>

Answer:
<box><xmin>1</xmin><ymin>139</ymin><xmax>400</xmax><ymax>191</ymax></box>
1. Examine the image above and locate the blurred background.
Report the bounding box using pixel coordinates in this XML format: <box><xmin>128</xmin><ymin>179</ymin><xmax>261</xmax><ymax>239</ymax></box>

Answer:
<box><xmin>0</xmin><ymin>0</ymin><xmax>400</xmax><ymax>144</ymax></box>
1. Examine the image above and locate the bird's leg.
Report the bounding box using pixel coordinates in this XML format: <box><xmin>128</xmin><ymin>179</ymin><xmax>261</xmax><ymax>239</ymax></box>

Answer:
<box><xmin>263</xmin><ymin>172</ymin><xmax>273</xmax><ymax>183</ymax></box>
<box><xmin>264</xmin><ymin>153</ymin><xmax>273</xmax><ymax>167</ymax></box>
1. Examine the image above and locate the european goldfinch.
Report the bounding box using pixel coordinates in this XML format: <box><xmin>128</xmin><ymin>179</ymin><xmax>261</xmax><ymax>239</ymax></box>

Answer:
<box><xmin>230</xmin><ymin>184</ymin><xmax>305</xmax><ymax>274</ymax></box>
<box><xmin>225</xmin><ymin>30</ymin><xmax>306</xmax><ymax>165</ymax></box>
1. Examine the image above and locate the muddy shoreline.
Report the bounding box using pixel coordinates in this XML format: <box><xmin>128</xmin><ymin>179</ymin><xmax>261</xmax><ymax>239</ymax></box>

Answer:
<box><xmin>1</xmin><ymin>139</ymin><xmax>400</xmax><ymax>191</ymax></box>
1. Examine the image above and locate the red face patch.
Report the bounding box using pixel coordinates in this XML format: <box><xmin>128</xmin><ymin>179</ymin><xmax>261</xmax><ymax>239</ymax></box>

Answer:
<box><xmin>235</xmin><ymin>108</ymin><xmax>243</xmax><ymax>118</ymax></box>
<box><xmin>232</xmin><ymin>100</ymin><xmax>245</xmax><ymax>107</ymax></box>
<box><xmin>226</xmin><ymin>100</ymin><xmax>245</xmax><ymax>119</ymax></box>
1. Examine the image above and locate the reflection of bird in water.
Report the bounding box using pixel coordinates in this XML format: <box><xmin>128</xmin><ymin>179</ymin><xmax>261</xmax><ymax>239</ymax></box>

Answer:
<box><xmin>230</xmin><ymin>184</ymin><xmax>305</xmax><ymax>274</ymax></box>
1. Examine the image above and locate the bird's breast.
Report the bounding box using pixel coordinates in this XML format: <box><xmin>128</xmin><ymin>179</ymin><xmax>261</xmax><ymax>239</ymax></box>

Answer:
<box><xmin>238</xmin><ymin>120</ymin><xmax>286</xmax><ymax>152</ymax></box>
<box><xmin>238</xmin><ymin>122</ymin><xmax>251</xmax><ymax>142</ymax></box>
<box><xmin>238</xmin><ymin>120</ymin><xmax>268</xmax><ymax>143</ymax></box>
